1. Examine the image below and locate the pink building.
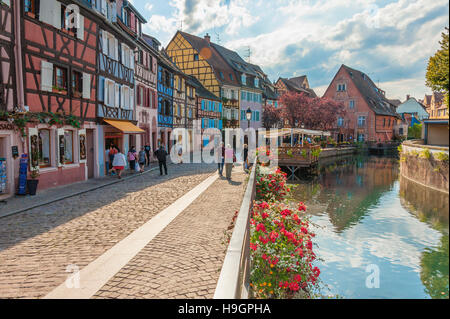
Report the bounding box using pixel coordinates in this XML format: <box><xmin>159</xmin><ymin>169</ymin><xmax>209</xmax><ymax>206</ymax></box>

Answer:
<box><xmin>21</xmin><ymin>0</ymin><xmax>98</xmax><ymax>190</ymax></box>
<box><xmin>0</xmin><ymin>0</ymin><xmax>21</xmax><ymax>198</ymax></box>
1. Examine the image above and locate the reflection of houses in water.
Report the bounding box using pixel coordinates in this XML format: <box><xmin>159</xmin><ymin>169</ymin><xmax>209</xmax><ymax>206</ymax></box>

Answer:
<box><xmin>293</xmin><ymin>156</ymin><xmax>399</xmax><ymax>233</ymax></box>
<box><xmin>399</xmin><ymin>176</ymin><xmax>449</xmax><ymax>231</ymax></box>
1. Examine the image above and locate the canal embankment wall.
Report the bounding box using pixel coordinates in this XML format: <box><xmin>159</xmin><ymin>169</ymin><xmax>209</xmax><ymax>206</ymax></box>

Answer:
<box><xmin>400</xmin><ymin>139</ymin><xmax>449</xmax><ymax>194</ymax></box>
<box><xmin>319</xmin><ymin>147</ymin><xmax>357</xmax><ymax>159</ymax></box>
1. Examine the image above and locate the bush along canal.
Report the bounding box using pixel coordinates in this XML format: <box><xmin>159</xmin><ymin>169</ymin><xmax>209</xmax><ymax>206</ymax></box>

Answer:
<box><xmin>288</xmin><ymin>155</ymin><xmax>448</xmax><ymax>299</ymax></box>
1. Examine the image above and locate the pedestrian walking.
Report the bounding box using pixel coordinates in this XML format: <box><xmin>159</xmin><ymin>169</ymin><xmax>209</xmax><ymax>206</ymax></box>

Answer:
<box><xmin>224</xmin><ymin>144</ymin><xmax>235</xmax><ymax>181</ymax></box>
<box><xmin>138</xmin><ymin>147</ymin><xmax>146</xmax><ymax>173</ymax></box>
<box><xmin>242</xmin><ymin>144</ymin><xmax>249</xmax><ymax>172</ymax></box>
<box><xmin>127</xmin><ymin>147</ymin><xmax>137</xmax><ymax>172</ymax></box>
<box><xmin>109</xmin><ymin>144</ymin><xmax>117</xmax><ymax>170</ymax></box>
<box><xmin>154</xmin><ymin>144</ymin><xmax>168</xmax><ymax>176</ymax></box>
<box><xmin>217</xmin><ymin>142</ymin><xmax>225</xmax><ymax>176</ymax></box>
<box><xmin>109</xmin><ymin>148</ymin><xmax>127</xmax><ymax>179</ymax></box>
<box><xmin>144</xmin><ymin>144</ymin><xmax>151</xmax><ymax>166</ymax></box>
<box><xmin>177</xmin><ymin>143</ymin><xmax>183</xmax><ymax>164</ymax></box>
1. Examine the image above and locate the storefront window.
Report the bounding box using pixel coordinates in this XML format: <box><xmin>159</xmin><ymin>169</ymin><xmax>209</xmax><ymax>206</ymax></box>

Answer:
<box><xmin>38</xmin><ymin>129</ymin><xmax>51</xmax><ymax>167</ymax></box>
<box><xmin>64</xmin><ymin>131</ymin><xmax>74</xmax><ymax>164</ymax></box>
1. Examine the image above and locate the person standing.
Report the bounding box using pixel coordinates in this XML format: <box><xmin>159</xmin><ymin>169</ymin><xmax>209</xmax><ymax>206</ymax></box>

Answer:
<box><xmin>177</xmin><ymin>143</ymin><xmax>183</xmax><ymax>164</ymax></box>
<box><xmin>242</xmin><ymin>144</ymin><xmax>249</xmax><ymax>172</ymax></box>
<box><xmin>144</xmin><ymin>144</ymin><xmax>151</xmax><ymax>166</ymax></box>
<box><xmin>224</xmin><ymin>144</ymin><xmax>235</xmax><ymax>181</ymax></box>
<box><xmin>109</xmin><ymin>148</ymin><xmax>127</xmax><ymax>179</ymax></box>
<box><xmin>109</xmin><ymin>144</ymin><xmax>117</xmax><ymax>170</ymax></box>
<box><xmin>138</xmin><ymin>147</ymin><xmax>146</xmax><ymax>173</ymax></box>
<box><xmin>154</xmin><ymin>144</ymin><xmax>168</xmax><ymax>176</ymax></box>
<box><xmin>127</xmin><ymin>147</ymin><xmax>137</xmax><ymax>172</ymax></box>
<box><xmin>217</xmin><ymin>142</ymin><xmax>225</xmax><ymax>176</ymax></box>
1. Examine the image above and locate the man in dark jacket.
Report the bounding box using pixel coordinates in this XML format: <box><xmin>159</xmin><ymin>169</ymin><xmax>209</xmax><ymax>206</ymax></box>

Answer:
<box><xmin>154</xmin><ymin>145</ymin><xmax>168</xmax><ymax>175</ymax></box>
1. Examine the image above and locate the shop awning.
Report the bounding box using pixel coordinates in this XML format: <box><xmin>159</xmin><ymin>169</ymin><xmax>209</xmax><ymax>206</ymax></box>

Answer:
<box><xmin>104</xmin><ymin>119</ymin><xmax>145</xmax><ymax>134</ymax></box>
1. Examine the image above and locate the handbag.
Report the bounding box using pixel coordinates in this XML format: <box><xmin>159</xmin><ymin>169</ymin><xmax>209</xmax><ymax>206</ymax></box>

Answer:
<box><xmin>135</xmin><ymin>161</ymin><xmax>140</xmax><ymax>172</ymax></box>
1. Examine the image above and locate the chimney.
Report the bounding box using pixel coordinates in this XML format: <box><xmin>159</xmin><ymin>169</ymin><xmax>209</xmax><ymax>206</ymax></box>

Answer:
<box><xmin>406</xmin><ymin>94</ymin><xmax>410</xmax><ymax>100</ymax></box>
<box><xmin>204</xmin><ymin>33</ymin><xmax>210</xmax><ymax>44</ymax></box>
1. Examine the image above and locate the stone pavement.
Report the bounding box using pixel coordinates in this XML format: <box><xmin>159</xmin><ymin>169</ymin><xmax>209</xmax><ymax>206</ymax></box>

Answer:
<box><xmin>0</xmin><ymin>162</ymin><xmax>165</xmax><ymax>219</ymax></box>
<box><xmin>93</xmin><ymin>167</ymin><xmax>246</xmax><ymax>299</ymax></box>
<box><xmin>0</xmin><ymin>162</ymin><xmax>248</xmax><ymax>299</ymax></box>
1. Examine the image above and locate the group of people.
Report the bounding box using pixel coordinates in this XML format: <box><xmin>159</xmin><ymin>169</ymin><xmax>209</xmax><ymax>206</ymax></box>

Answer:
<box><xmin>217</xmin><ymin>143</ymin><xmax>250</xmax><ymax>181</ymax></box>
<box><xmin>105</xmin><ymin>143</ymin><xmax>169</xmax><ymax>179</ymax></box>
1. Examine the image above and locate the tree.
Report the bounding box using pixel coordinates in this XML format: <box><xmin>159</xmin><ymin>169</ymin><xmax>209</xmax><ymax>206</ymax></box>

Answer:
<box><xmin>426</xmin><ymin>27</ymin><xmax>449</xmax><ymax>109</ymax></box>
<box><xmin>278</xmin><ymin>92</ymin><xmax>346</xmax><ymax>130</ymax></box>
<box><xmin>262</xmin><ymin>105</ymin><xmax>281</xmax><ymax>129</ymax></box>
<box><xmin>408</xmin><ymin>123</ymin><xmax>422</xmax><ymax>139</ymax></box>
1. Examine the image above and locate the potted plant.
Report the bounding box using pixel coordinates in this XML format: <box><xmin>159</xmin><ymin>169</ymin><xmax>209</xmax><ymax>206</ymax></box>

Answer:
<box><xmin>27</xmin><ymin>169</ymin><xmax>40</xmax><ymax>196</ymax></box>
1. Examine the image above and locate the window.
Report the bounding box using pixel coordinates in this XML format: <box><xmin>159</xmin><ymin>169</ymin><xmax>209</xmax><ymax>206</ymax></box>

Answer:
<box><xmin>61</xmin><ymin>4</ymin><xmax>76</xmax><ymax>34</ymax></box>
<box><xmin>241</xmin><ymin>74</ymin><xmax>246</xmax><ymax>85</ymax></box>
<box><xmin>165</xmin><ymin>72</ymin><xmax>171</xmax><ymax>87</ymax></box>
<box><xmin>38</xmin><ymin>129</ymin><xmax>51</xmax><ymax>168</ymax></box>
<box><xmin>241</xmin><ymin>91</ymin><xmax>246</xmax><ymax>101</ymax></box>
<box><xmin>64</xmin><ymin>131</ymin><xmax>74</xmax><ymax>164</ymax></box>
<box><xmin>105</xmin><ymin>80</ymin><xmax>115</xmax><ymax>106</ymax></box>
<box><xmin>72</xmin><ymin>71</ymin><xmax>82</xmax><ymax>96</ymax></box>
<box><xmin>337</xmin><ymin>117</ymin><xmax>344</xmax><ymax>127</ymax></box>
<box><xmin>349</xmin><ymin>100</ymin><xmax>355</xmax><ymax>109</ymax></box>
<box><xmin>138</xmin><ymin>50</ymin><xmax>144</xmax><ymax>65</ymax></box>
<box><xmin>358</xmin><ymin>116</ymin><xmax>366</xmax><ymax>127</ymax></box>
<box><xmin>338</xmin><ymin>84</ymin><xmax>346</xmax><ymax>92</ymax></box>
<box><xmin>194</xmin><ymin>54</ymin><xmax>199</xmax><ymax>61</ymax></box>
<box><xmin>219</xmin><ymin>71</ymin><xmax>224</xmax><ymax>79</ymax></box>
<box><xmin>178</xmin><ymin>77</ymin><xmax>182</xmax><ymax>91</ymax></box>
<box><xmin>383</xmin><ymin>118</ymin><xmax>386</xmax><ymax>127</ymax></box>
<box><xmin>24</xmin><ymin>0</ymin><xmax>38</xmax><ymax>16</ymax></box>
<box><xmin>229</xmin><ymin>74</ymin><xmax>233</xmax><ymax>81</ymax></box>
<box><xmin>255</xmin><ymin>78</ymin><xmax>259</xmax><ymax>87</ymax></box>
<box><xmin>54</xmin><ymin>66</ymin><xmax>68</xmax><ymax>90</ymax></box>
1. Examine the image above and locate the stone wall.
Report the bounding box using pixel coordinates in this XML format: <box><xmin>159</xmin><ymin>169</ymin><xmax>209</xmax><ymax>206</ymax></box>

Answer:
<box><xmin>320</xmin><ymin>147</ymin><xmax>357</xmax><ymax>159</ymax></box>
<box><xmin>400</xmin><ymin>140</ymin><xmax>449</xmax><ymax>194</ymax></box>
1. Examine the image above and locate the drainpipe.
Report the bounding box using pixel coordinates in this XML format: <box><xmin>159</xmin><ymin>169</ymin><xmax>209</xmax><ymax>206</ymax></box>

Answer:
<box><xmin>14</xmin><ymin>0</ymin><xmax>24</xmax><ymax>111</ymax></box>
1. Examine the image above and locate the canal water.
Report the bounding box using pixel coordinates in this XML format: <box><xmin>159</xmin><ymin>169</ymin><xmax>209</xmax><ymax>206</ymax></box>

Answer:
<box><xmin>290</xmin><ymin>155</ymin><xmax>449</xmax><ymax>299</ymax></box>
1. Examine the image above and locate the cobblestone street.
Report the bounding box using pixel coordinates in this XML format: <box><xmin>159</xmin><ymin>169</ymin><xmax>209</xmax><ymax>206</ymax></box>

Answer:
<box><xmin>0</xmin><ymin>163</ymin><xmax>248</xmax><ymax>299</ymax></box>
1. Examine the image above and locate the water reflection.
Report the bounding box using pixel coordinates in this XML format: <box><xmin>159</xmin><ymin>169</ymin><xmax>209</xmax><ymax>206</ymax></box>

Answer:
<box><xmin>292</xmin><ymin>156</ymin><xmax>399</xmax><ymax>233</ymax></box>
<box><xmin>290</xmin><ymin>156</ymin><xmax>449</xmax><ymax>299</ymax></box>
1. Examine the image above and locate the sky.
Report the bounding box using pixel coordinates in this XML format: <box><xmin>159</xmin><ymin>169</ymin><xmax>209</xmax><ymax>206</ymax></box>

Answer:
<box><xmin>130</xmin><ymin>0</ymin><xmax>449</xmax><ymax>101</ymax></box>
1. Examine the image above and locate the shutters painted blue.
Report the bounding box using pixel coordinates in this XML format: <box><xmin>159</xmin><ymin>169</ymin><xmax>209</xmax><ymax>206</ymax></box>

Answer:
<box><xmin>98</xmin><ymin>77</ymin><xmax>105</xmax><ymax>101</ymax></box>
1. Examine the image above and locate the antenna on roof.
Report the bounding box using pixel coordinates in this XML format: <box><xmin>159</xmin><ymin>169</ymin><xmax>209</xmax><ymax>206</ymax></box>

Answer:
<box><xmin>245</xmin><ymin>46</ymin><xmax>252</xmax><ymax>63</ymax></box>
<box><xmin>179</xmin><ymin>20</ymin><xmax>183</xmax><ymax>31</ymax></box>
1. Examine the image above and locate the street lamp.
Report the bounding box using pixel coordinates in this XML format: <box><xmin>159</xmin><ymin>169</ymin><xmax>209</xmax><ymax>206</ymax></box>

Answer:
<box><xmin>246</xmin><ymin>108</ymin><xmax>252</xmax><ymax>130</ymax></box>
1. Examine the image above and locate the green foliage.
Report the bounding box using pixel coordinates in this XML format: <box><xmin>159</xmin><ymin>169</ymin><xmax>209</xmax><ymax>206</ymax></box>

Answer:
<box><xmin>420</xmin><ymin>148</ymin><xmax>432</xmax><ymax>159</ymax></box>
<box><xmin>426</xmin><ymin>27</ymin><xmax>449</xmax><ymax>109</ymax></box>
<box><xmin>435</xmin><ymin>152</ymin><xmax>449</xmax><ymax>162</ymax></box>
<box><xmin>408</xmin><ymin>123</ymin><xmax>422</xmax><ymax>139</ymax></box>
<box><xmin>397</xmin><ymin>145</ymin><xmax>403</xmax><ymax>153</ymax></box>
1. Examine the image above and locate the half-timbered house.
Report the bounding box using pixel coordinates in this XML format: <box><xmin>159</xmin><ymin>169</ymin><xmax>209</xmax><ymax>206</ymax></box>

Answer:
<box><xmin>93</xmin><ymin>0</ymin><xmax>143</xmax><ymax>175</ymax></box>
<box><xmin>20</xmin><ymin>0</ymin><xmax>99</xmax><ymax>190</ymax></box>
<box><xmin>116</xmin><ymin>0</ymin><xmax>158</xmax><ymax>157</ymax></box>
<box><xmin>0</xmin><ymin>0</ymin><xmax>20</xmax><ymax>198</ymax></box>
<box><xmin>166</xmin><ymin>31</ymin><xmax>241</xmax><ymax>130</ymax></box>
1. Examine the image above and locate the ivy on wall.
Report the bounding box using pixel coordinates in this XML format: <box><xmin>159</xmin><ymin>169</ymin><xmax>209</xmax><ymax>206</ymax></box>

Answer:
<box><xmin>0</xmin><ymin>111</ymin><xmax>81</xmax><ymax>137</ymax></box>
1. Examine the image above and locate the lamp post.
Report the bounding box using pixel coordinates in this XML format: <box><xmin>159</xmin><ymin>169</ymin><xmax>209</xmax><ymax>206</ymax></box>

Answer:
<box><xmin>246</xmin><ymin>108</ymin><xmax>252</xmax><ymax>130</ymax></box>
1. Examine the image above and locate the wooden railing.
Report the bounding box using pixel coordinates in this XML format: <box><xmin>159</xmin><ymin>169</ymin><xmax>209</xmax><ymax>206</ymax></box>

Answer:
<box><xmin>277</xmin><ymin>145</ymin><xmax>321</xmax><ymax>166</ymax></box>
<box><xmin>214</xmin><ymin>158</ymin><xmax>257</xmax><ymax>299</ymax></box>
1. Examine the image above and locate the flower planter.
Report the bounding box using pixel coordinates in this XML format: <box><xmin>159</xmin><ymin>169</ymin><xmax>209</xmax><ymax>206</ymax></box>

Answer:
<box><xmin>26</xmin><ymin>179</ymin><xmax>39</xmax><ymax>196</ymax></box>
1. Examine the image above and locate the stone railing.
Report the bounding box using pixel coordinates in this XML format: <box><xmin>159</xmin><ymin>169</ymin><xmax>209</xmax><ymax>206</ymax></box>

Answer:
<box><xmin>214</xmin><ymin>158</ymin><xmax>257</xmax><ymax>299</ymax></box>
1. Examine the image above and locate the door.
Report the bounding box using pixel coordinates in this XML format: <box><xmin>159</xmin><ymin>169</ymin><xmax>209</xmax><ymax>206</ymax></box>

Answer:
<box><xmin>86</xmin><ymin>130</ymin><xmax>94</xmax><ymax>179</ymax></box>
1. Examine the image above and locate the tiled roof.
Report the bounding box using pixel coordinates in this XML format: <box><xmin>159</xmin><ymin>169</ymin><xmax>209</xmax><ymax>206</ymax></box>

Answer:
<box><xmin>342</xmin><ymin>65</ymin><xmax>398</xmax><ymax>117</ymax></box>
<box><xmin>388</xmin><ymin>99</ymin><xmax>402</xmax><ymax>107</ymax></box>
<box><xmin>178</xmin><ymin>32</ymin><xmax>240</xmax><ymax>87</ymax></box>
<box><xmin>279</xmin><ymin>78</ymin><xmax>311</xmax><ymax>95</ymax></box>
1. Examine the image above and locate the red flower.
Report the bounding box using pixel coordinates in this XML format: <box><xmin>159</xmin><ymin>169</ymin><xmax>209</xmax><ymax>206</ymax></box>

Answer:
<box><xmin>269</xmin><ymin>231</ymin><xmax>279</xmax><ymax>243</ymax></box>
<box><xmin>250</xmin><ymin>243</ymin><xmax>258</xmax><ymax>251</ymax></box>
<box><xmin>262</xmin><ymin>254</ymin><xmax>268</xmax><ymax>260</ymax></box>
<box><xmin>307</xmin><ymin>240</ymin><xmax>313</xmax><ymax>250</ymax></box>
<box><xmin>289</xmin><ymin>282</ymin><xmax>299</xmax><ymax>292</ymax></box>
<box><xmin>301</xmin><ymin>227</ymin><xmax>308</xmax><ymax>234</ymax></box>
<box><xmin>259</xmin><ymin>236</ymin><xmax>269</xmax><ymax>244</ymax></box>
<box><xmin>256</xmin><ymin>223</ymin><xmax>266</xmax><ymax>233</ymax></box>
<box><xmin>298</xmin><ymin>202</ymin><xmax>307</xmax><ymax>212</ymax></box>
<box><xmin>294</xmin><ymin>274</ymin><xmax>302</xmax><ymax>282</ymax></box>
<box><xmin>261</xmin><ymin>212</ymin><xmax>269</xmax><ymax>219</ymax></box>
